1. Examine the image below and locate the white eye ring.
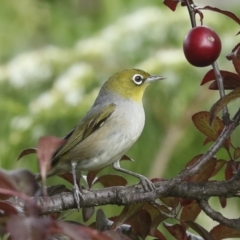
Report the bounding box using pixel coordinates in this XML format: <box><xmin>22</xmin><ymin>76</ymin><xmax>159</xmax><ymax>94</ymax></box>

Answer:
<box><xmin>132</xmin><ymin>74</ymin><xmax>144</xmax><ymax>85</ymax></box>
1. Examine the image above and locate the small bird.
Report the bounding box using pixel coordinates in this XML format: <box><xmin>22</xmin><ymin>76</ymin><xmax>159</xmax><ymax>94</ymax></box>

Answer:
<box><xmin>39</xmin><ymin>69</ymin><xmax>164</xmax><ymax>208</ymax></box>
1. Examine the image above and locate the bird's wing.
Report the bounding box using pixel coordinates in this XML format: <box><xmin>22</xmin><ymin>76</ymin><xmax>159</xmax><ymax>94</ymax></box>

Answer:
<box><xmin>51</xmin><ymin>103</ymin><xmax>116</xmax><ymax>165</ymax></box>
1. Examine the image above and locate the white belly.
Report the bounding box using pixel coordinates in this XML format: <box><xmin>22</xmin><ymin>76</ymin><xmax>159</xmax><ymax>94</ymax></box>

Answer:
<box><xmin>76</xmin><ymin>99</ymin><xmax>145</xmax><ymax>171</ymax></box>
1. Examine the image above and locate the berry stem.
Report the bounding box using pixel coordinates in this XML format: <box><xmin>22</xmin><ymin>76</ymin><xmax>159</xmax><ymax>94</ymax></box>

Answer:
<box><xmin>185</xmin><ymin>0</ymin><xmax>196</xmax><ymax>28</ymax></box>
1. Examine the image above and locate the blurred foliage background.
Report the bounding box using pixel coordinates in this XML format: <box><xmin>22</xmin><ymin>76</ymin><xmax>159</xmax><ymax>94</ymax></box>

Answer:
<box><xmin>1</xmin><ymin>0</ymin><xmax>240</xmax><ymax>237</ymax></box>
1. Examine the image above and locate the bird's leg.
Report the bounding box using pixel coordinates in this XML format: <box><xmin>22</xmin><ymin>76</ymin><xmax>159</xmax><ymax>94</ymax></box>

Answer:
<box><xmin>112</xmin><ymin>160</ymin><xmax>155</xmax><ymax>191</ymax></box>
<box><xmin>71</xmin><ymin>161</ymin><xmax>84</xmax><ymax>209</ymax></box>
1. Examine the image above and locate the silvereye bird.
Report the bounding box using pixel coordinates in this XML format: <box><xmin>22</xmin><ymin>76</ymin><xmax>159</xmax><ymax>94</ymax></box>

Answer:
<box><xmin>40</xmin><ymin>68</ymin><xmax>164</xmax><ymax>208</ymax></box>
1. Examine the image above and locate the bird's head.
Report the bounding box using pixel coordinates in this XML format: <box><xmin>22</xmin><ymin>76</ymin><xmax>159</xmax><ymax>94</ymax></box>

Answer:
<box><xmin>104</xmin><ymin>69</ymin><xmax>164</xmax><ymax>102</ymax></box>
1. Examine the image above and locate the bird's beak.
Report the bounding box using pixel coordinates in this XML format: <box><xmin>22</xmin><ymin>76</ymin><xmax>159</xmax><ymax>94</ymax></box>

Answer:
<box><xmin>145</xmin><ymin>75</ymin><xmax>165</xmax><ymax>84</ymax></box>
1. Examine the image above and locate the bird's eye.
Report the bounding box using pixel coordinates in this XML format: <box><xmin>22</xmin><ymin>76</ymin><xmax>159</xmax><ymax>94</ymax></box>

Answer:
<box><xmin>132</xmin><ymin>74</ymin><xmax>144</xmax><ymax>85</ymax></box>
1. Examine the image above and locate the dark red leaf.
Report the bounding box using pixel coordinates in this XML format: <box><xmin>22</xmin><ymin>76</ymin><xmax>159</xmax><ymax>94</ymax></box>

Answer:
<box><xmin>192</xmin><ymin>111</ymin><xmax>222</xmax><ymax>140</ymax></box>
<box><xmin>219</xmin><ymin>197</ymin><xmax>227</xmax><ymax>208</ymax></box>
<box><xmin>185</xmin><ymin>220</ymin><xmax>214</xmax><ymax>240</ymax></box>
<box><xmin>6</xmin><ymin>216</ymin><xmax>52</xmax><ymax>240</ymax></box>
<box><xmin>228</xmin><ymin>44</ymin><xmax>238</xmax><ymax>61</ymax></box>
<box><xmin>180</xmin><ymin>199</ymin><xmax>194</xmax><ymax>207</ymax></box>
<box><xmin>201</xmin><ymin>69</ymin><xmax>240</xmax><ymax>90</ymax></box>
<box><xmin>85</xmin><ymin>156</ymin><xmax>132</xmax><ymax>188</ymax></box>
<box><xmin>151</xmin><ymin>229</ymin><xmax>167</xmax><ymax>240</ymax></box>
<box><xmin>227</xmin><ymin>43</ymin><xmax>240</xmax><ymax>60</ymax></box>
<box><xmin>82</xmin><ymin>207</ymin><xmax>95</xmax><ymax>222</ymax></box>
<box><xmin>58</xmin><ymin>172</ymin><xmax>74</xmax><ymax>185</ymax></box>
<box><xmin>192</xmin><ymin>111</ymin><xmax>230</xmax><ymax>150</ymax></box>
<box><xmin>0</xmin><ymin>169</ymin><xmax>37</xmax><ymax>199</ymax></box>
<box><xmin>163</xmin><ymin>222</ymin><xmax>188</xmax><ymax>240</ymax></box>
<box><xmin>185</xmin><ymin>154</ymin><xmax>217</xmax><ymax>182</ymax></box>
<box><xmin>160</xmin><ymin>197</ymin><xmax>180</xmax><ymax>210</ymax></box>
<box><xmin>144</xmin><ymin>203</ymin><xmax>169</xmax><ymax>222</ymax></box>
<box><xmin>127</xmin><ymin>209</ymin><xmax>151</xmax><ymax>239</ymax></box>
<box><xmin>208</xmin><ymin>78</ymin><xmax>240</xmax><ymax>90</ymax></box>
<box><xmin>180</xmin><ymin>200</ymin><xmax>201</xmax><ymax>223</ymax></box>
<box><xmin>203</xmin><ymin>137</ymin><xmax>212</xmax><ymax>145</ymax></box>
<box><xmin>150</xmin><ymin>214</ymin><xmax>168</xmax><ymax>237</ymax></box>
<box><xmin>210</xmin><ymin>159</ymin><xmax>227</xmax><ymax>178</ymax></box>
<box><xmin>111</xmin><ymin>203</ymin><xmax>145</xmax><ymax>230</ymax></box>
<box><xmin>0</xmin><ymin>188</ymin><xmax>30</xmax><ymax>204</ymax></box>
<box><xmin>0</xmin><ymin>169</ymin><xmax>20</xmax><ymax>196</ymax></box>
<box><xmin>211</xmin><ymin>224</ymin><xmax>240</xmax><ymax>239</ymax></box>
<box><xmin>37</xmin><ymin>136</ymin><xmax>66</xmax><ymax>183</ymax></box>
<box><xmin>94</xmin><ymin>174</ymin><xmax>127</xmax><ymax>188</ymax></box>
<box><xmin>143</xmin><ymin>203</ymin><xmax>168</xmax><ymax>236</ymax></box>
<box><xmin>120</xmin><ymin>155</ymin><xmax>134</xmax><ymax>162</ymax></box>
<box><xmin>225</xmin><ymin>160</ymin><xmax>240</xmax><ymax>180</ymax></box>
<box><xmin>198</xmin><ymin>6</ymin><xmax>240</xmax><ymax>25</ymax></box>
<box><xmin>227</xmin><ymin>44</ymin><xmax>240</xmax><ymax>76</ymax></box>
<box><xmin>163</xmin><ymin>0</ymin><xmax>180</xmax><ymax>11</ymax></box>
<box><xmin>150</xmin><ymin>215</ymin><xmax>168</xmax><ymax>238</ymax></box>
<box><xmin>87</xmin><ymin>169</ymin><xmax>103</xmax><ymax>188</ymax></box>
<box><xmin>17</xmin><ymin>148</ymin><xmax>37</xmax><ymax>160</ymax></box>
<box><xmin>10</xmin><ymin>169</ymin><xmax>38</xmax><ymax>197</ymax></box>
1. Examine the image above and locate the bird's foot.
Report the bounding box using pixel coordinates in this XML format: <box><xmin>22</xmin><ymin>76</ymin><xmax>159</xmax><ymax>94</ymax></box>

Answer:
<box><xmin>112</xmin><ymin>161</ymin><xmax>155</xmax><ymax>192</ymax></box>
<box><xmin>73</xmin><ymin>184</ymin><xmax>84</xmax><ymax>210</ymax></box>
<box><xmin>139</xmin><ymin>176</ymin><xmax>155</xmax><ymax>192</ymax></box>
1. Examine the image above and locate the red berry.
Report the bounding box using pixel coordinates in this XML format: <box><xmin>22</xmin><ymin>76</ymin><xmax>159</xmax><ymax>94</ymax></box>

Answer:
<box><xmin>183</xmin><ymin>26</ymin><xmax>221</xmax><ymax>67</ymax></box>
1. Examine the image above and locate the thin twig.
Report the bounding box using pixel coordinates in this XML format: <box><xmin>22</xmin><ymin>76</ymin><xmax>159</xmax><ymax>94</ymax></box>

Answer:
<box><xmin>212</xmin><ymin>62</ymin><xmax>230</xmax><ymax>123</ymax></box>
<box><xmin>197</xmin><ymin>199</ymin><xmax>240</xmax><ymax>230</ymax></box>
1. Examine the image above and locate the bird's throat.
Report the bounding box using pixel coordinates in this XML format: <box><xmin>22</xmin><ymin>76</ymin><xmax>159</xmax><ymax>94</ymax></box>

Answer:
<box><xmin>106</xmin><ymin>84</ymin><xmax>146</xmax><ymax>103</ymax></box>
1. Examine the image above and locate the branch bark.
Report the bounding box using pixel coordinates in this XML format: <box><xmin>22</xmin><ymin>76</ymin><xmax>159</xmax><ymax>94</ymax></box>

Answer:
<box><xmin>19</xmin><ymin>175</ymin><xmax>240</xmax><ymax>214</ymax></box>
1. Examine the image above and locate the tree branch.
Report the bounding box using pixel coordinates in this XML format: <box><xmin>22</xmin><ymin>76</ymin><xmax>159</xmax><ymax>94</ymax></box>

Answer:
<box><xmin>197</xmin><ymin>199</ymin><xmax>240</xmax><ymax>231</ymax></box>
<box><xmin>20</xmin><ymin>175</ymin><xmax>238</xmax><ymax>214</ymax></box>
